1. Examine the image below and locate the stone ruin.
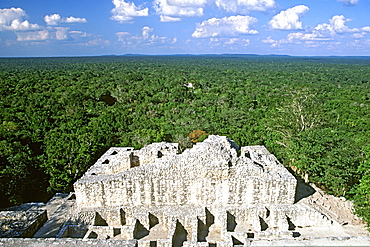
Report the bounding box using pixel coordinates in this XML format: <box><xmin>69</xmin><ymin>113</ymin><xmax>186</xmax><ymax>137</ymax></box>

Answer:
<box><xmin>0</xmin><ymin>204</ymin><xmax>47</xmax><ymax>238</ymax></box>
<box><xmin>2</xmin><ymin>135</ymin><xmax>369</xmax><ymax>246</ymax></box>
<box><xmin>57</xmin><ymin>135</ymin><xmax>334</xmax><ymax>246</ymax></box>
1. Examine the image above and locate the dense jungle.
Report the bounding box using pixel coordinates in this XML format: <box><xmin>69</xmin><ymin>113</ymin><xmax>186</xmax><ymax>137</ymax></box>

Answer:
<box><xmin>0</xmin><ymin>55</ymin><xmax>369</xmax><ymax>228</ymax></box>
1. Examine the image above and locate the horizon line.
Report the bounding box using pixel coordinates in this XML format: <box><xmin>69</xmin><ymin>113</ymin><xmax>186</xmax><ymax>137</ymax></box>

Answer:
<box><xmin>1</xmin><ymin>53</ymin><xmax>370</xmax><ymax>59</ymax></box>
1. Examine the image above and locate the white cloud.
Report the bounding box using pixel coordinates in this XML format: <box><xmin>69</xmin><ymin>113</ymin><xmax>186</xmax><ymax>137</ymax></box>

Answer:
<box><xmin>15</xmin><ymin>27</ymin><xmax>70</xmax><ymax>41</ymax></box>
<box><xmin>263</xmin><ymin>35</ymin><xmax>296</xmax><ymax>47</ymax></box>
<box><xmin>159</xmin><ymin>15</ymin><xmax>182</xmax><ymax>22</ymax></box>
<box><xmin>352</xmin><ymin>26</ymin><xmax>370</xmax><ymax>39</ymax></box>
<box><xmin>215</xmin><ymin>0</ymin><xmax>276</xmax><ymax>13</ymax></box>
<box><xmin>154</xmin><ymin>0</ymin><xmax>204</xmax><ymax>21</ymax></box>
<box><xmin>44</xmin><ymin>14</ymin><xmax>87</xmax><ymax>25</ymax></box>
<box><xmin>66</xmin><ymin>31</ymin><xmax>109</xmax><ymax>47</ymax></box>
<box><xmin>337</xmin><ymin>0</ymin><xmax>358</xmax><ymax>6</ymax></box>
<box><xmin>15</xmin><ymin>28</ymin><xmax>110</xmax><ymax>47</ymax></box>
<box><xmin>6</xmin><ymin>19</ymin><xmax>40</xmax><ymax>31</ymax></box>
<box><xmin>44</xmin><ymin>14</ymin><xmax>61</xmax><ymax>25</ymax></box>
<box><xmin>166</xmin><ymin>0</ymin><xmax>207</xmax><ymax>7</ymax></box>
<box><xmin>362</xmin><ymin>26</ymin><xmax>370</xmax><ymax>32</ymax></box>
<box><xmin>111</xmin><ymin>0</ymin><xmax>149</xmax><ymax>23</ymax></box>
<box><xmin>16</xmin><ymin>30</ymin><xmax>50</xmax><ymax>41</ymax></box>
<box><xmin>269</xmin><ymin>5</ymin><xmax>309</xmax><ymax>30</ymax></box>
<box><xmin>116</xmin><ymin>31</ymin><xmax>130</xmax><ymax>41</ymax></box>
<box><xmin>215</xmin><ymin>0</ymin><xmax>239</xmax><ymax>13</ymax></box>
<box><xmin>192</xmin><ymin>15</ymin><xmax>258</xmax><ymax>38</ymax></box>
<box><xmin>223</xmin><ymin>37</ymin><xmax>250</xmax><ymax>46</ymax></box>
<box><xmin>0</xmin><ymin>8</ymin><xmax>25</xmax><ymax>26</ymax></box>
<box><xmin>295</xmin><ymin>16</ymin><xmax>359</xmax><ymax>40</ymax></box>
<box><xmin>79</xmin><ymin>38</ymin><xmax>111</xmax><ymax>47</ymax></box>
<box><xmin>142</xmin><ymin>26</ymin><xmax>153</xmax><ymax>39</ymax></box>
<box><xmin>264</xmin><ymin>15</ymin><xmax>363</xmax><ymax>48</ymax></box>
<box><xmin>207</xmin><ymin>37</ymin><xmax>251</xmax><ymax>50</ymax></box>
<box><xmin>0</xmin><ymin>8</ymin><xmax>101</xmax><ymax>46</ymax></box>
<box><xmin>116</xmin><ymin>27</ymin><xmax>177</xmax><ymax>45</ymax></box>
<box><xmin>287</xmin><ymin>31</ymin><xmax>331</xmax><ymax>42</ymax></box>
<box><xmin>262</xmin><ymin>36</ymin><xmax>281</xmax><ymax>47</ymax></box>
<box><xmin>313</xmin><ymin>23</ymin><xmax>336</xmax><ymax>38</ymax></box>
<box><xmin>329</xmin><ymin>15</ymin><xmax>359</xmax><ymax>33</ymax></box>
<box><xmin>69</xmin><ymin>30</ymin><xmax>89</xmax><ymax>40</ymax></box>
<box><xmin>55</xmin><ymin>27</ymin><xmax>69</xmax><ymax>40</ymax></box>
<box><xmin>352</xmin><ymin>32</ymin><xmax>365</xmax><ymax>39</ymax></box>
<box><xmin>262</xmin><ymin>36</ymin><xmax>275</xmax><ymax>44</ymax></box>
<box><xmin>0</xmin><ymin>7</ymin><xmax>40</xmax><ymax>31</ymax></box>
<box><xmin>224</xmin><ymin>37</ymin><xmax>239</xmax><ymax>44</ymax></box>
<box><xmin>241</xmin><ymin>38</ymin><xmax>250</xmax><ymax>46</ymax></box>
<box><xmin>64</xmin><ymin>16</ymin><xmax>87</xmax><ymax>24</ymax></box>
<box><xmin>238</xmin><ymin>0</ymin><xmax>276</xmax><ymax>11</ymax></box>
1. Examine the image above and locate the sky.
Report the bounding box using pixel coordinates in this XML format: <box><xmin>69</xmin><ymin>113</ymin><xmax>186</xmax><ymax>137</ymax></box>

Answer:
<box><xmin>0</xmin><ymin>0</ymin><xmax>370</xmax><ymax>57</ymax></box>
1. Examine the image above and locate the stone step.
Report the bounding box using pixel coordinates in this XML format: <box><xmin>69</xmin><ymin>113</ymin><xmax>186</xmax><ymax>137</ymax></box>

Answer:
<box><xmin>33</xmin><ymin>194</ymin><xmax>76</xmax><ymax>238</ymax></box>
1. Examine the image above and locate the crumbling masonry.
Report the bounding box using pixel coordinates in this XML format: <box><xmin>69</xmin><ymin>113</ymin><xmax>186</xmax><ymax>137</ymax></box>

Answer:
<box><xmin>56</xmin><ymin>135</ymin><xmax>334</xmax><ymax>246</ymax></box>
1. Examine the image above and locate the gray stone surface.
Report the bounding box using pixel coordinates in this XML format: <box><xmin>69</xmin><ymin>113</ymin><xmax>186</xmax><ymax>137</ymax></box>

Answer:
<box><xmin>33</xmin><ymin>193</ymin><xmax>76</xmax><ymax>238</ymax></box>
<box><xmin>0</xmin><ymin>210</ymin><xmax>47</xmax><ymax>238</ymax></box>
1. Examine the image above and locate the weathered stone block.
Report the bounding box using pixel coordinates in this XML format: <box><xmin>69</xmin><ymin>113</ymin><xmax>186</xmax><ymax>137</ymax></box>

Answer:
<box><xmin>0</xmin><ymin>210</ymin><xmax>47</xmax><ymax>238</ymax></box>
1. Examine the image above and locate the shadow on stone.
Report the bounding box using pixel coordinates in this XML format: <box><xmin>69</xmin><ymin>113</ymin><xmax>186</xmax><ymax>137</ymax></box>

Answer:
<box><xmin>120</xmin><ymin>209</ymin><xmax>126</xmax><ymax>225</ymax></box>
<box><xmin>172</xmin><ymin>220</ymin><xmax>188</xmax><ymax>247</ymax></box>
<box><xmin>287</xmin><ymin>216</ymin><xmax>296</xmax><ymax>231</ymax></box>
<box><xmin>94</xmin><ymin>212</ymin><xmax>108</xmax><ymax>226</ymax></box>
<box><xmin>133</xmin><ymin>219</ymin><xmax>149</xmax><ymax>239</ymax></box>
<box><xmin>205</xmin><ymin>208</ymin><xmax>214</xmax><ymax>227</ymax></box>
<box><xmin>149</xmin><ymin>213</ymin><xmax>159</xmax><ymax>229</ymax></box>
<box><xmin>86</xmin><ymin>231</ymin><xmax>98</xmax><ymax>239</ymax></box>
<box><xmin>227</xmin><ymin>211</ymin><xmax>237</xmax><ymax>232</ymax></box>
<box><xmin>259</xmin><ymin>216</ymin><xmax>268</xmax><ymax>231</ymax></box>
<box><xmin>197</xmin><ymin>218</ymin><xmax>209</xmax><ymax>242</ymax></box>
<box><xmin>294</xmin><ymin>177</ymin><xmax>316</xmax><ymax>203</ymax></box>
<box><xmin>232</xmin><ymin>236</ymin><xmax>244</xmax><ymax>245</ymax></box>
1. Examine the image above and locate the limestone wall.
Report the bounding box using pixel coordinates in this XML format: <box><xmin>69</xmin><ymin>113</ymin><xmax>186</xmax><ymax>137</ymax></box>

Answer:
<box><xmin>75</xmin><ymin>175</ymin><xmax>294</xmax><ymax>208</ymax></box>
<box><xmin>61</xmin><ymin>203</ymin><xmax>335</xmax><ymax>243</ymax></box>
<box><xmin>74</xmin><ymin>136</ymin><xmax>297</xmax><ymax>208</ymax></box>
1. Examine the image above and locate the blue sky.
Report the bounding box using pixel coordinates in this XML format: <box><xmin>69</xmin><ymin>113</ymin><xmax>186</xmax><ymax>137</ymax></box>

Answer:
<box><xmin>1</xmin><ymin>0</ymin><xmax>370</xmax><ymax>57</ymax></box>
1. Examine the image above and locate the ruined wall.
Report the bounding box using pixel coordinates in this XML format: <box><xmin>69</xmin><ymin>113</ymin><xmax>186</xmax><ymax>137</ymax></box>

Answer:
<box><xmin>61</xmin><ymin>203</ymin><xmax>334</xmax><ymax>243</ymax></box>
<box><xmin>74</xmin><ymin>136</ymin><xmax>297</xmax><ymax>208</ymax></box>
<box><xmin>75</xmin><ymin>175</ymin><xmax>295</xmax><ymax>208</ymax></box>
